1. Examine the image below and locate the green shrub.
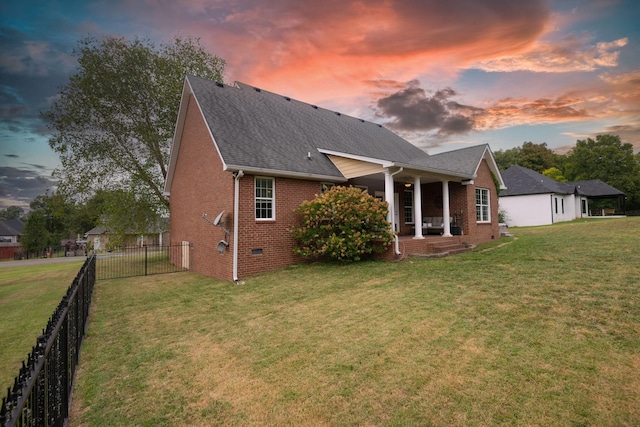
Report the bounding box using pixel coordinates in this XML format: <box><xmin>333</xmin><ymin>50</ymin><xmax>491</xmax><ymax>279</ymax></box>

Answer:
<box><xmin>290</xmin><ymin>186</ymin><xmax>394</xmax><ymax>261</ymax></box>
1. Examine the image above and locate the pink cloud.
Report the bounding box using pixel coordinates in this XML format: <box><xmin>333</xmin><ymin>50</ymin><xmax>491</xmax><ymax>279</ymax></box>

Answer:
<box><xmin>149</xmin><ymin>0</ymin><xmax>551</xmax><ymax>103</ymax></box>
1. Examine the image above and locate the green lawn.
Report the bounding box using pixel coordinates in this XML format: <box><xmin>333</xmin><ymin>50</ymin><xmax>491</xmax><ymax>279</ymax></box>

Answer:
<box><xmin>71</xmin><ymin>217</ymin><xmax>639</xmax><ymax>426</ymax></box>
<box><xmin>0</xmin><ymin>260</ymin><xmax>85</xmax><ymax>390</ymax></box>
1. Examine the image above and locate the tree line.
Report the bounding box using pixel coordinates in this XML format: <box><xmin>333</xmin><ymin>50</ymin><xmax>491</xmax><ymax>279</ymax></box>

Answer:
<box><xmin>494</xmin><ymin>136</ymin><xmax>640</xmax><ymax>211</ymax></box>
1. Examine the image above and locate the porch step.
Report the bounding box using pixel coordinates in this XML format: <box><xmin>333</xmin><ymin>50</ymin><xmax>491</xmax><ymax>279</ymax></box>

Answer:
<box><xmin>408</xmin><ymin>242</ymin><xmax>475</xmax><ymax>259</ymax></box>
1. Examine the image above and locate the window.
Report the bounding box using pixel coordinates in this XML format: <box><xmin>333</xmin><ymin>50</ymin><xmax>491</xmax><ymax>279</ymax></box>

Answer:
<box><xmin>255</xmin><ymin>177</ymin><xmax>274</xmax><ymax>219</ymax></box>
<box><xmin>555</xmin><ymin>197</ymin><xmax>558</xmax><ymax>214</ymax></box>
<box><xmin>404</xmin><ymin>190</ymin><xmax>414</xmax><ymax>224</ymax></box>
<box><xmin>476</xmin><ymin>188</ymin><xmax>490</xmax><ymax>222</ymax></box>
<box><xmin>561</xmin><ymin>199</ymin><xmax>565</xmax><ymax>214</ymax></box>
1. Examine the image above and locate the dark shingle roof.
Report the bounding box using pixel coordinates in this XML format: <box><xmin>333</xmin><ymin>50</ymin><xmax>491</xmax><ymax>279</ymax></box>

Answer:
<box><xmin>0</xmin><ymin>219</ymin><xmax>24</xmax><ymax>236</ymax></box>
<box><xmin>573</xmin><ymin>180</ymin><xmax>625</xmax><ymax>197</ymax></box>
<box><xmin>188</xmin><ymin>76</ymin><xmax>432</xmax><ymax>178</ymax></box>
<box><xmin>501</xmin><ymin>165</ymin><xmax>625</xmax><ymax>197</ymax></box>
<box><xmin>418</xmin><ymin>144</ymin><xmax>491</xmax><ymax>176</ymax></box>
<box><xmin>500</xmin><ymin>165</ymin><xmax>567</xmax><ymax>196</ymax></box>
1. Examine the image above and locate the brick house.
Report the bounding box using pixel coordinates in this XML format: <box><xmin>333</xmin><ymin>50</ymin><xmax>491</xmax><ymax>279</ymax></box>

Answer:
<box><xmin>164</xmin><ymin>75</ymin><xmax>505</xmax><ymax>282</ymax></box>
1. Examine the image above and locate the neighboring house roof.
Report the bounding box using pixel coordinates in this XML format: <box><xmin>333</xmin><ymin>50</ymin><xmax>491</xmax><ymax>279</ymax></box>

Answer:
<box><xmin>572</xmin><ymin>180</ymin><xmax>625</xmax><ymax>198</ymax></box>
<box><xmin>500</xmin><ymin>165</ymin><xmax>625</xmax><ymax>198</ymax></box>
<box><xmin>85</xmin><ymin>226</ymin><xmax>109</xmax><ymax>237</ymax></box>
<box><xmin>166</xmin><ymin>76</ymin><xmax>504</xmax><ymax>192</ymax></box>
<box><xmin>84</xmin><ymin>219</ymin><xmax>169</xmax><ymax>237</ymax></box>
<box><xmin>0</xmin><ymin>219</ymin><xmax>24</xmax><ymax>236</ymax></box>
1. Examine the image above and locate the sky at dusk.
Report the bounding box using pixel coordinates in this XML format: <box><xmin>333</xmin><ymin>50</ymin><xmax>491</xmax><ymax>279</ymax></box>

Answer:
<box><xmin>1</xmin><ymin>0</ymin><xmax>639</xmax><ymax>209</ymax></box>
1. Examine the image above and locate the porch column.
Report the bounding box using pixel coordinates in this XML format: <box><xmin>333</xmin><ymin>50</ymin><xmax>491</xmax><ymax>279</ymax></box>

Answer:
<box><xmin>413</xmin><ymin>176</ymin><xmax>424</xmax><ymax>239</ymax></box>
<box><xmin>442</xmin><ymin>180</ymin><xmax>452</xmax><ymax>237</ymax></box>
<box><xmin>384</xmin><ymin>170</ymin><xmax>395</xmax><ymax>231</ymax></box>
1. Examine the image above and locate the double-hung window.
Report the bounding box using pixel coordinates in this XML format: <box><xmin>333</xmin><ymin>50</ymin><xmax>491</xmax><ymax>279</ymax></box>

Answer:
<box><xmin>404</xmin><ymin>190</ymin><xmax>414</xmax><ymax>224</ymax></box>
<box><xmin>255</xmin><ymin>177</ymin><xmax>274</xmax><ymax>220</ymax></box>
<box><xmin>476</xmin><ymin>188</ymin><xmax>490</xmax><ymax>222</ymax></box>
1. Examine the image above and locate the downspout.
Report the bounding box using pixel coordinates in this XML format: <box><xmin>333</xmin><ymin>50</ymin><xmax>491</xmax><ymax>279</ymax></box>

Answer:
<box><xmin>233</xmin><ymin>170</ymin><xmax>244</xmax><ymax>282</ymax></box>
<box><xmin>389</xmin><ymin>167</ymin><xmax>403</xmax><ymax>255</ymax></box>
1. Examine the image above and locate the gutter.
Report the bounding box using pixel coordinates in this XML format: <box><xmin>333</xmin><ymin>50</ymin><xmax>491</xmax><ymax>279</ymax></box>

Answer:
<box><xmin>233</xmin><ymin>170</ymin><xmax>244</xmax><ymax>282</ymax></box>
<box><xmin>390</xmin><ymin>167</ymin><xmax>403</xmax><ymax>256</ymax></box>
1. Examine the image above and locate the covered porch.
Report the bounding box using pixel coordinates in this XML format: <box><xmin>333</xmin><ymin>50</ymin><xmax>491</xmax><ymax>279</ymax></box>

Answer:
<box><xmin>320</xmin><ymin>145</ymin><xmax>503</xmax><ymax>259</ymax></box>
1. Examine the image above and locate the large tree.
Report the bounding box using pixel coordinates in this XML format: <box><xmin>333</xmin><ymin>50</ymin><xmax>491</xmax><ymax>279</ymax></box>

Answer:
<box><xmin>494</xmin><ymin>141</ymin><xmax>559</xmax><ymax>172</ymax></box>
<box><xmin>21</xmin><ymin>210</ymin><xmax>53</xmax><ymax>254</ymax></box>
<box><xmin>43</xmin><ymin>35</ymin><xmax>225</xmax><ymax>232</ymax></box>
<box><xmin>564</xmin><ymin>134</ymin><xmax>640</xmax><ymax>209</ymax></box>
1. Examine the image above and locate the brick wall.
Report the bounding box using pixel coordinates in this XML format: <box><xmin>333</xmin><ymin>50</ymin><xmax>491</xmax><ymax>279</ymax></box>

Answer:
<box><xmin>235</xmin><ymin>176</ymin><xmax>323</xmax><ymax>278</ymax></box>
<box><xmin>464</xmin><ymin>159</ymin><xmax>500</xmax><ymax>244</ymax></box>
<box><xmin>169</xmin><ymin>96</ymin><xmax>234</xmax><ymax>280</ymax></box>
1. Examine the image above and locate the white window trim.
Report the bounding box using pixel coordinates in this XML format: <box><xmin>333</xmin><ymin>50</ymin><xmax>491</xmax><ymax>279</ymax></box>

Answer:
<box><xmin>255</xmin><ymin>176</ymin><xmax>275</xmax><ymax>220</ymax></box>
<box><xmin>476</xmin><ymin>187</ymin><xmax>490</xmax><ymax>223</ymax></box>
<box><xmin>404</xmin><ymin>189</ymin><xmax>414</xmax><ymax>224</ymax></box>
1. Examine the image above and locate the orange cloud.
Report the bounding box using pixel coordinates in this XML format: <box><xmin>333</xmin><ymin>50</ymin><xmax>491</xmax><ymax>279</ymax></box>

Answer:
<box><xmin>474</xmin><ymin>36</ymin><xmax>628</xmax><ymax>73</ymax></box>
<box><xmin>185</xmin><ymin>0</ymin><xmax>551</xmax><ymax>102</ymax></box>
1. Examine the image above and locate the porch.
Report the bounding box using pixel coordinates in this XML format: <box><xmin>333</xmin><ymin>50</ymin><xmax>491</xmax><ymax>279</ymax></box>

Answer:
<box><xmin>391</xmin><ymin>235</ymin><xmax>475</xmax><ymax>259</ymax></box>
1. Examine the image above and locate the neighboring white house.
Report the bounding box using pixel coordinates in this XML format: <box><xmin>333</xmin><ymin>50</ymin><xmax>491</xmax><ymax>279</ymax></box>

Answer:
<box><xmin>499</xmin><ymin>165</ymin><xmax>626</xmax><ymax>227</ymax></box>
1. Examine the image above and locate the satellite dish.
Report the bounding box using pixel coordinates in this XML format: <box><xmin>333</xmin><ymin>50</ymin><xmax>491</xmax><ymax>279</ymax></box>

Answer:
<box><xmin>213</xmin><ymin>211</ymin><xmax>224</xmax><ymax>226</ymax></box>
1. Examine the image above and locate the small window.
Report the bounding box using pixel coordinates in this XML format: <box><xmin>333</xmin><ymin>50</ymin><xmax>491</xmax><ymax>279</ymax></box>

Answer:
<box><xmin>476</xmin><ymin>188</ymin><xmax>490</xmax><ymax>222</ymax></box>
<box><xmin>404</xmin><ymin>190</ymin><xmax>414</xmax><ymax>224</ymax></box>
<box><xmin>561</xmin><ymin>199</ymin><xmax>565</xmax><ymax>214</ymax></box>
<box><xmin>555</xmin><ymin>197</ymin><xmax>558</xmax><ymax>214</ymax></box>
<box><xmin>255</xmin><ymin>177</ymin><xmax>274</xmax><ymax>220</ymax></box>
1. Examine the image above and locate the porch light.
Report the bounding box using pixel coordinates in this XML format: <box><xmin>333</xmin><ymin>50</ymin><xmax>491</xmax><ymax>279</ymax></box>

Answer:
<box><xmin>404</xmin><ymin>182</ymin><xmax>412</xmax><ymax>188</ymax></box>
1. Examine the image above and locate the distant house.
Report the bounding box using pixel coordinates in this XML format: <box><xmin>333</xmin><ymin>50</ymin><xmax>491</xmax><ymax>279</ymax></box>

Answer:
<box><xmin>499</xmin><ymin>165</ymin><xmax>625</xmax><ymax>227</ymax></box>
<box><xmin>164</xmin><ymin>75</ymin><xmax>507</xmax><ymax>282</ymax></box>
<box><xmin>85</xmin><ymin>221</ymin><xmax>169</xmax><ymax>251</ymax></box>
<box><xmin>0</xmin><ymin>219</ymin><xmax>24</xmax><ymax>259</ymax></box>
<box><xmin>0</xmin><ymin>219</ymin><xmax>23</xmax><ymax>243</ymax></box>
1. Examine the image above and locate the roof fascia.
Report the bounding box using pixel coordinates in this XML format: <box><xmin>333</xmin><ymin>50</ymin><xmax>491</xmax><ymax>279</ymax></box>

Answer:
<box><xmin>164</xmin><ymin>76</ymin><xmax>230</xmax><ymax>196</ymax></box>
<box><xmin>163</xmin><ymin>77</ymin><xmax>192</xmax><ymax>195</ymax></box>
<box><xmin>474</xmin><ymin>145</ymin><xmax>507</xmax><ymax>190</ymax></box>
<box><xmin>318</xmin><ymin>149</ymin><xmax>475</xmax><ymax>180</ymax></box>
<box><xmin>317</xmin><ymin>149</ymin><xmax>395</xmax><ymax>168</ymax></box>
<box><xmin>394</xmin><ymin>161</ymin><xmax>476</xmax><ymax>181</ymax></box>
<box><xmin>224</xmin><ymin>164</ymin><xmax>348</xmax><ymax>182</ymax></box>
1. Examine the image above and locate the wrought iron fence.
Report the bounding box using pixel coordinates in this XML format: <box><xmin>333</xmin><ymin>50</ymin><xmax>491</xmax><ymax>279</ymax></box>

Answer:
<box><xmin>0</xmin><ymin>255</ymin><xmax>96</xmax><ymax>427</ymax></box>
<box><xmin>95</xmin><ymin>243</ymin><xmax>190</xmax><ymax>280</ymax></box>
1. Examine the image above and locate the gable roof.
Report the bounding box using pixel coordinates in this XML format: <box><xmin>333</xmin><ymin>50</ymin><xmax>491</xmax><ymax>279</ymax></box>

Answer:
<box><xmin>166</xmin><ymin>75</ymin><xmax>503</xmax><ymax>191</ymax></box>
<box><xmin>418</xmin><ymin>144</ymin><xmax>506</xmax><ymax>188</ymax></box>
<box><xmin>500</xmin><ymin>165</ymin><xmax>625</xmax><ymax>197</ymax></box>
<box><xmin>0</xmin><ymin>219</ymin><xmax>24</xmax><ymax>236</ymax></box>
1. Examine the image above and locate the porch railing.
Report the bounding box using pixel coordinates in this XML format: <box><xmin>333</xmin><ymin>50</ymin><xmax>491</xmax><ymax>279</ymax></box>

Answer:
<box><xmin>0</xmin><ymin>255</ymin><xmax>96</xmax><ymax>427</ymax></box>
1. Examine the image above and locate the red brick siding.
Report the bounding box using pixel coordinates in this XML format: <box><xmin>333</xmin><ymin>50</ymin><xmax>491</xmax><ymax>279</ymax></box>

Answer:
<box><xmin>236</xmin><ymin>177</ymin><xmax>323</xmax><ymax>278</ymax></box>
<box><xmin>464</xmin><ymin>159</ymin><xmax>500</xmax><ymax>244</ymax></box>
<box><xmin>169</xmin><ymin>96</ymin><xmax>234</xmax><ymax>280</ymax></box>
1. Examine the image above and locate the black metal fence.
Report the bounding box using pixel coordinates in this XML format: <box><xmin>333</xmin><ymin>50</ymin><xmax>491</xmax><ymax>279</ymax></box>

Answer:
<box><xmin>0</xmin><ymin>255</ymin><xmax>96</xmax><ymax>427</ymax></box>
<box><xmin>96</xmin><ymin>243</ymin><xmax>190</xmax><ymax>280</ymax></box>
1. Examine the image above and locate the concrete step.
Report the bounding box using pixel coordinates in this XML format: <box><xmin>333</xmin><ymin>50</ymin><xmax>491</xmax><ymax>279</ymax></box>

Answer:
<box><xmin>408</xmin><ymin>243</ymin><xmax>475</xmax><ymax>258</ymax></box>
